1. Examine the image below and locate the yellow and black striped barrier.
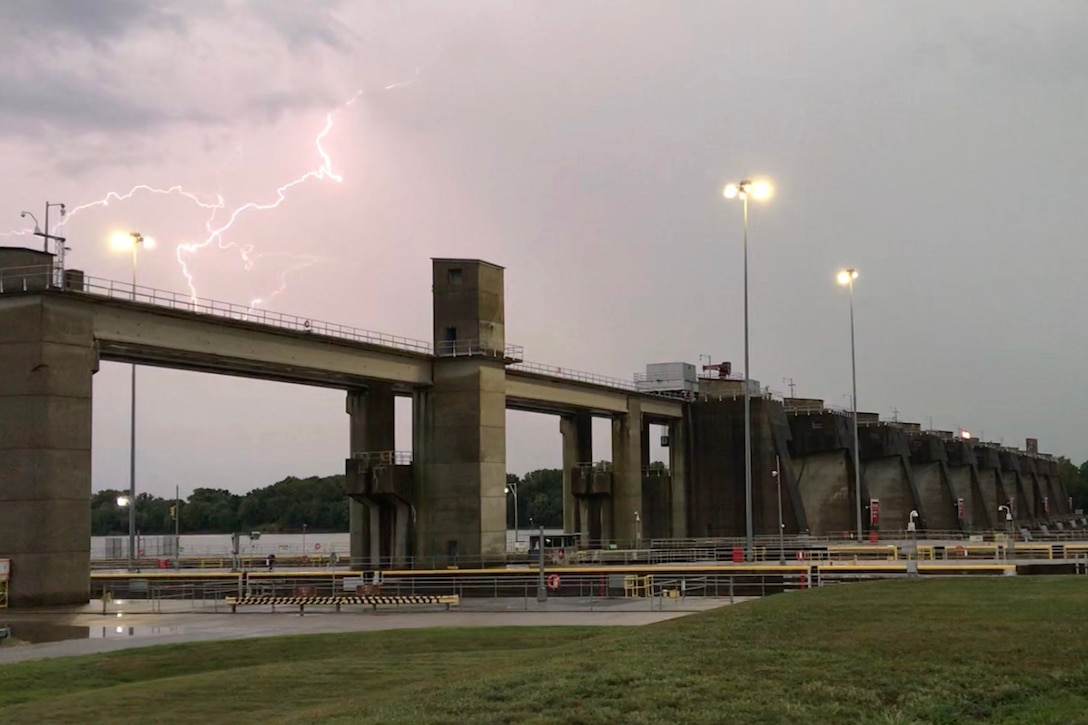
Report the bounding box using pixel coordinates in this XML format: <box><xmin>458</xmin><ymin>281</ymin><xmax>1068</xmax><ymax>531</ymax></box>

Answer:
<box><xmin>224</xmin><ymin>593</ymin><xmax>460</xmax><ymax>613</ymax></box>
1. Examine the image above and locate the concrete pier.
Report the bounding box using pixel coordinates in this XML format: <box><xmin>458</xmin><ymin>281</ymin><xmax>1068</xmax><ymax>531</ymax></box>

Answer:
<box><xmin>561</xmin><ymin>412</ymin><xmax>592</xmax><ymax>535</ymax></box>
<box><xmin>946</xmin><ymin>439</ymin><xmax>992</xmax><ymax>530</ymax></box>
<box><xmin>345</xmin><ymin>383</ymin><xmax>400</xmax><ymax>565</ymax></box>
<box><xmin>859</xmin><ymin>422</ymin><xmax>924</xmax><ymax>533</ymax></box>
<box><xmin>786</xmin><ymin>408</ymin><xmax>863</xmax><ymax>537</ymax></box>
<box><xmin>0</xmin><ymin>293</ymin><xmax>97</xmax><ymax>606</ymax></box>
<box><xmin>611</xmin><ymin>399</ymin><xmax>643</xmax><ymax>544</ymax></box>
<box><xmin>908</xmin><ymin>433</ymin><xmax>960</xmax><ymax>532</ymax></box>
<box><xmin>668</xmin><ymin>417</ymin><xmax>689</xmax><ymax>539</ymax></box>
<box><xmin>415</xmin><ymin>260</ymin><xmax>508</xmax><ymax>565</ymax></box>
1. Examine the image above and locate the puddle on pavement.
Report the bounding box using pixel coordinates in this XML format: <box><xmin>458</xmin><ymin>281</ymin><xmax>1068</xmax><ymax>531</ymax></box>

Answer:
<box><xmin>3</xmin><ymin>622</ymin><xmax>182</xmax><ymax>644</ymax></box>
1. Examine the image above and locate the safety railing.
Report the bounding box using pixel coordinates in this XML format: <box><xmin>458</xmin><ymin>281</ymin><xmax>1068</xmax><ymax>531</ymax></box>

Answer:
<box><xmin>351</xmin><ymin>450</ymin><xmax>414</xmax><ymax>465</ymax></box>
<box><xmin>91</xmin><ymin>571</ymin><xmax>819</xmax><ymax>614</ymax></box>
<box><xmin>1</xmin><ymin>264</ymin><xmax>437</xmax><ymax>355</ymax></box>
<box><xmin>0</xmin><ymin>264</ymin><xmax>54</xmax><ymax>293</ymax></box>
<box><xmin>508</xmin><ymin>360</ymin><xmax>640</xmax><ymax>391</ymax></box>
<box><xmin>435</xmin><ymin>339</ymin><xmax>525</xmax><ymax>360</ymax></box>
<box><xmin>4</xmin><ymin>265</ymin><xmax>690</xmax><ymax>396</ymax></box>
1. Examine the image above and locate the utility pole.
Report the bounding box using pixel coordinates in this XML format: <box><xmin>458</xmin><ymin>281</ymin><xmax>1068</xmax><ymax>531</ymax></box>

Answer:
<box><xmin>174</xmin><ymin>485</ymin><xmax>181</xmax><ymax>570</ymax></box>
<box><xmin>536</xmin><ymin>523</ymin><xmax>547</xmax><ymax>603</ymax></box>
<box><xmin>783</xmin><ymin>378</ymin><xmax>796</xmax><ymax>398</ymax></box>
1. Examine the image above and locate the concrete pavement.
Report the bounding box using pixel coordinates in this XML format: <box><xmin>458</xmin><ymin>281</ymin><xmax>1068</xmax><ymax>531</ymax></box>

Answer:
<box><xmin>0</xmin><ymin>596</ymin><xmax>741</xmax><ymax>665</ymax></box>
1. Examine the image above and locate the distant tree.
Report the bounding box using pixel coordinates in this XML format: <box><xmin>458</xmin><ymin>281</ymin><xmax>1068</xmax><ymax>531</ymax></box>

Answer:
<box><xmin>1059</xmin><ymin>457</ymin><xmax>1088</xmax><ymax>511</ymax></box>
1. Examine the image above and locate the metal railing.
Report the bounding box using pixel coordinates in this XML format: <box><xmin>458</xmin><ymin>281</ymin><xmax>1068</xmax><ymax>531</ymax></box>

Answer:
<box><xmin>351</xmin><ymin>450</ymin><xmax>414</xmax><ymax>465</ymax></box>
<box><xmin>508</xmin><ymin>360</ymin><xmax>641</xmax><ymax>392</ymax></box>
<box><xmin>2</xmin><ymin>264</ymin><xmax>686</xmax><ymax>397</ymax></box>
<box><xmin>435</xmin><ymin>339</ymin><xmax>525</xmax><ymax>360</ymax></box>
<box><xmin>0</xmin><ymin>264</ymin><xmax>54</xmax><ymax>293</ymax></box>
<box><xmin>1</xmin><ymin>264</ymin><xmax>436</xmax><ymax>355</ymax></box>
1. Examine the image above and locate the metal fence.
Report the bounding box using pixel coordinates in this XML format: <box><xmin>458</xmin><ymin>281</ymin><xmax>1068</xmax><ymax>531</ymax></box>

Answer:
<box><xmin>91</xmin><ymin>569</ymin><xmax>820</xmax><ymax>613</ymax></box>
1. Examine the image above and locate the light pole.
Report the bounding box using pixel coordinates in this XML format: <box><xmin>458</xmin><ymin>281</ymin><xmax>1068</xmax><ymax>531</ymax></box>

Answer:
<box><xmin>723</xmin><ymin>179</ymin><xmax>773</xmax><ymax>561</ymax></box>
<box><xmin>837</xmin><ymin>268</ymin><xmax>862</xmax><ymax>542</ymax></box>
<box><xmin>21</xmin><ymin>206</ymin><xmax>69</xmax><ymax>285</ymax></box>
<box><xmin>116</xmin><ymin>495</ymin><xmax>133</xmax><ymax>569</ymax></box>
<box><xmin>999</xmin><ymin>505</ymin><xmax>1013</xmax><ymax>559</ymax></box>
<box><xmin>111</xmin><ymin>232</ymin><xmax>154</xmax><ymax>571</ymax></box>
<box><xmin>774</xmin><ymin>455</ymin><xmax>784</xmax><ymax>564</ymax></box>
<box><xmin>505</xmin><ymin>483</ymin><xmax>519</xmax><ymax>548</ymax></box>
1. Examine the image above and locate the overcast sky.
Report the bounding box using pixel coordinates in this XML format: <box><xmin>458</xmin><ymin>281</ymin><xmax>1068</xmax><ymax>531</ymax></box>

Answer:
<box><xmin>3</xmin><ymin>1</ymin><xmax>1086</xmax><ymax>498</ymax></box>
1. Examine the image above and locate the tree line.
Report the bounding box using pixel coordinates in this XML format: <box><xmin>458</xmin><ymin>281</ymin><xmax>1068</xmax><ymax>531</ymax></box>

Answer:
<box><xmin>90</xmin><ymin>457</ymin><xmax>1088</xmax><ymax>537</ymax></box>
<box><xmin>90</xmin><ymin>469</ymin><xmax>569</xmax><ymax>536</ymax></box>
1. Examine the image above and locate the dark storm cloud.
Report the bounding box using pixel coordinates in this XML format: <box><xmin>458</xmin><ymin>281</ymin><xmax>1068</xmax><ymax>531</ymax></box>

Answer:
<box><xmin>0</xmin><ymin>0</ymin><xmax>188</xmax><ymax>43</ymax></box>
<box><xmin>0</xmin><ymin>70</ymin><xmax>218</xmax><ymax>138</ymax></box>
<box><xmin>244</xmin><ymin>0</ymin><xmax>360</xmax><ymax>51</ymax></box>
<box><xmin>0</xmin><ymin>0</ymin><xmax>357</xmax><ymax>165</ymax></box>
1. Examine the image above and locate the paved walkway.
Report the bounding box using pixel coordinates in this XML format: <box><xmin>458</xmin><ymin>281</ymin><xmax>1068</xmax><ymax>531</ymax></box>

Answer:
<box><xmin>0</xmin><ymin>596</ymin><xmax>741</xmax><ymax>665</ymax></box>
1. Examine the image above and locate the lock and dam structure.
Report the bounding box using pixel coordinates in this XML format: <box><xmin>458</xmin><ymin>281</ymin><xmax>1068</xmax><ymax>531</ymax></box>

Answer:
<box><xmin>0</xmin><ymin>245</ymin><xmax>1073</xmax><ymax>606</ymax></box>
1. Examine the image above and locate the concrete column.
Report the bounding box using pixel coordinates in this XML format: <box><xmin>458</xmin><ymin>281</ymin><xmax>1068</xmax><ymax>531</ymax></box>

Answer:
<box><xmin>394</xmin><ymin>501</ymin><xmax>410</xmax><ymax>561</ymax></box>
<box><xmin>560</xmin><ymin>417</ymin><xmax>576</xmax><ymax>533</ymax></box>
<box><xmin>0</xmin><ymin>298</ymin><xmax>97</xmax><ymax>606</ymax></box>
<box><xmin>411</xmin><ymin>387</ymin><xmax>433</xmax><ymax>565</ymax></box>
<box><xmin>348</xmin><ymin>500</ymin><xmax>367</xmax><ymax>567</ymax></box>
<box><xmin>346</xmin><ymin>384</ymin><xmax>395</xmax><ymax>567</ymax></box>
<box><xmin>579</xmin><ymin>498</ymin><xmax>594</xmax><ymax>546</ymax></box>
<box><xmin>560</xmin><ymin>412</ymin><xmax>592</xmax><ymax>534</ymax></box>
<box><xmin>417</xmin><ymin>358</ymin><xmax>507</xmax><ymax>564</ymax></box>
<box><xmin>669</xmin><ymin>418</ymin><xmax>688</xmax><ymax>539</ymax></box>
<box><xmin>611</xmin><ymin>398</ymin><xmax>643</xmax><ymax>545</ymax></box>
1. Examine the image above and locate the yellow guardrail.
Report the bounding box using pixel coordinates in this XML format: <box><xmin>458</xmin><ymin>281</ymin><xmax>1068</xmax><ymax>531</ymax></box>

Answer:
<box><xmin>917</xmin><ymin>544</ymin><xmax>1006</xmax><ymax>560</ymax></box>
<box><xmin>624</xmin><ymin>575</ymin><xmax>653</xmax><ymax>598</ymax></box>
<box><xmin>826</xmin><ymin>545</ymin><xmax>899</xmax><ymax>561</ymax></box>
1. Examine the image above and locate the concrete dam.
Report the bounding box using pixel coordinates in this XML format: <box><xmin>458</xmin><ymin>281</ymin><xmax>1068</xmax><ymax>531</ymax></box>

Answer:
<box><xmin>0</xmin><ymin>245</ymin><xmax>1070</xmax><ymax>606</ymax></box>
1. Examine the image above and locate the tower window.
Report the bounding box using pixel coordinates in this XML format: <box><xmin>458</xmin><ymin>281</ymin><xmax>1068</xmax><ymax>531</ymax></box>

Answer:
<box><xmin>448</xmin><ymin>268</ymin><xmax>463</xmax><ymax>285</ymax></box>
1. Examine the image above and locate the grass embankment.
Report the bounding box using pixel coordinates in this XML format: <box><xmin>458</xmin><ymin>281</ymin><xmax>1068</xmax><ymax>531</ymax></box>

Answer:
<box><xmin>3</xmin><ymin>578</ymin><xmax>1088</xmax><ymax>724</ymax></box>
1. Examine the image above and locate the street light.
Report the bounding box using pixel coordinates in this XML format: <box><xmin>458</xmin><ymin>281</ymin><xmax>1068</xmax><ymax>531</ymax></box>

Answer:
<box><xmin>837</xmin><ymin>267</ymin><xmax>862</xmax><ymax>542</ymax></box>
<box><xmin>722</xmin><ymin>178</ymin><xmax>773</xmax><ymax>561</ymax></box>
<box><xmin>998</xmin><ymin>504</ymin><xmax>1014</xmax><ymax>559</ymax></box>
<box><xmin>505</xmin><ymin>483</ymin><xmax>519</xmax><ymax>547</ymax></box>
<box><xmin>110</xmin><ymin>231</ymin><xmax>154</xmax><ymax>571</ymax></box>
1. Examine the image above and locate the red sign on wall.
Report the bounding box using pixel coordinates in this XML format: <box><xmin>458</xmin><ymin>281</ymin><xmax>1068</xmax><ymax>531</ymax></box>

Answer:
<box><xmin>956</xmin><ymin>498</ymin><xmax>965</xmax><ymax>520</ymax></box>
<box><xmin>869</xmin><ymin>499</ymin><xmax>880</xmax><ymax>526</ymax></box>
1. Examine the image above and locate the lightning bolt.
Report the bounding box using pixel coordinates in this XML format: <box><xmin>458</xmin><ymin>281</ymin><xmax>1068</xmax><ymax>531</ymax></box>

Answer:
<box><xmin>5</xmin><ymin>69</ymin><xmax>421</xmax><ymax>309</ymax></box>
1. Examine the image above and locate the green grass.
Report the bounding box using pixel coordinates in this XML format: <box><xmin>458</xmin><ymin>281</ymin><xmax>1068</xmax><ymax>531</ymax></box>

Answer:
<box><xmin>4</xmin><ymin>578</ymin><xmax>1088</xmax><ymax>724</ymax></box>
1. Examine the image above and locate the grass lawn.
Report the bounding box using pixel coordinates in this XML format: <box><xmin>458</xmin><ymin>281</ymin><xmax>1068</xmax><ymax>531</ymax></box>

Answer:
<box><xmin>3</xmin><ymin>577</ymin><xmax>1088</xmax><ymax>724</ymax></box>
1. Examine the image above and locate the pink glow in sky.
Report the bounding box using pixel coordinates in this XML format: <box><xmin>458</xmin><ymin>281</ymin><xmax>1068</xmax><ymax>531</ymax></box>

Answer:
<box><xmin>3</xmin><ymin>1</ymin><xmax>1088</xmax><ymax>497</ymax></box>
